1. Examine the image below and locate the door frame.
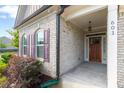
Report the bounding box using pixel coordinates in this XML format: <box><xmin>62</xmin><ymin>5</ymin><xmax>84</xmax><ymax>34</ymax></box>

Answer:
<box><xmin>84</xmin><ymin>32</ymin><xmax>107</xmax><ymax>64</ymax></box>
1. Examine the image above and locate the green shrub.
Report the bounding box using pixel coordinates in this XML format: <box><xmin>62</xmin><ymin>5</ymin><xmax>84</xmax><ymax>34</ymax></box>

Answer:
<box><xmin>0</xmin><ymin>55</ymin><xmax>8</xmax><ymax>88</ymax></box>
<box><xmin>0</xmin><ymin>58</ymin><xmax>6</xmax><ymax>63</ymax></box>
<box><xmin>1</xmin><ymin>52</ymin><xmax>12</xmax><ymax>63</ymax></box>
<box><xmin>0</xmin><ymin>58</ymin><xmax>3</xmax><ymax>63</ymax></box>
<box><xmin>0</xmin><ymin>76</ymin><xmax>8</xmax><ymax>88</ymax></box>
<box><xmin>0</xmin><ymin>62</ymin><xmax>8</xmax><ymax>74</ymax></box>
<box><xmin>20</xmin><ymin>60</ymin><xmax>42</xmax><ymax>87</ymax></box>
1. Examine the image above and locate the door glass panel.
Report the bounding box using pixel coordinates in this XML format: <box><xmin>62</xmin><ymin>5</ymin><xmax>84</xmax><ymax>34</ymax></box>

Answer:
<box><xmin>86</xmin><ymin>38</ymin><xmax>89</xmax><ymax>60</ymax></box>
<box><xmin>102</xmin><ymin>36</ymin><xmax>107</xmax><ymax>64</ymax></box>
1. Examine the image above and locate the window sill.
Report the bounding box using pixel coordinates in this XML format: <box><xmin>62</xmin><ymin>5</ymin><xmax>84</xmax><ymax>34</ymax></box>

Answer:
<box><xmin>23</xmin><ymin>55</ymin><xmax>27</xmax><ymax>57</ymax></box>
<box><xmin>37</xmin><ymin>57</ymin><xmax>44</xmax><ymax>62</ymax></box>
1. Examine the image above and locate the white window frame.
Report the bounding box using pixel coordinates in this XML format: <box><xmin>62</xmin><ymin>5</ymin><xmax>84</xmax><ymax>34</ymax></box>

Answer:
<box><xmin>35</xmin><ymin>29</ymin><xmax>44</xmax><ymax>61</ymax></box>
<box><xmin>22</xmin><ymin>34</ymin><xmax>27</xmax><ymax>56</ymax></box>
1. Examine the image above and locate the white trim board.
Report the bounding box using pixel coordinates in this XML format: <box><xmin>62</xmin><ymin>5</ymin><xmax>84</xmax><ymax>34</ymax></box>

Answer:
<box><xmin>107</xmin><ymin>5</ymin><xmax>117</xmax><ymax>88</ymax></box>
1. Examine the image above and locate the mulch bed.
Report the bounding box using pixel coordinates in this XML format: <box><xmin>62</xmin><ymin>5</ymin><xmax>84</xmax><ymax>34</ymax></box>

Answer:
<box><xmin>5</xmin><ymin>74</ymin><xmax>53</xmax><ymax>88</ymax></box>
<box><xmin>26</xmin><ymin>74</ymin><xmax>53</xmax><ymax>88</ymax></box>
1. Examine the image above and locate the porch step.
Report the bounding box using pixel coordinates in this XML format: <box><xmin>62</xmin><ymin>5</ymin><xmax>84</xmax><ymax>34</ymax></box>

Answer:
<box><xmin>61</xmin><ymin>74</ymin><xmax>106</xmax><ymax>88</ymax></box>
<box><xmin>52</xmin><ymin>74</ymin><xmax>106</xmax><ymax>88</ymax></box>
<box><xmin>52</xmin><ymin>79</ymin><xmax>99</xmax><ymax>88</ymax></box>
<box><xmin>52</xmin><ymin>77</ymin><xmax>103</xmax><ymax>88</ymax></box>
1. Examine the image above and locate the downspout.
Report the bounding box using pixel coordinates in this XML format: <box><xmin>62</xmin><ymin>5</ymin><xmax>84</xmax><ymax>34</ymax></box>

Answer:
<box><xmin>118</xmin><ymin>5</ymin><xmax>120</xmax><ymax>18</ymax></box>
<box><xmin>56</xmin><ymin>5</ymin><xmax>68</xmax><ymax>80</ymax></box>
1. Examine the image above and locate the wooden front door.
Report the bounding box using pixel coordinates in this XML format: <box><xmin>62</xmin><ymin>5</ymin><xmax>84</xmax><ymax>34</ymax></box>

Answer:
<box><xmin>89</xmin><ymin>37</ymin><xmax>101</xmax><ymax>63</ymax></box>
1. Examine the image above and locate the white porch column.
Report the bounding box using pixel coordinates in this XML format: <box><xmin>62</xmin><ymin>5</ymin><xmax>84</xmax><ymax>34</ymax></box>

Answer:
<box><xmin>107</xmin><ymin>5</ymin><xmax>118</xmax><ymax>88</ymax></box>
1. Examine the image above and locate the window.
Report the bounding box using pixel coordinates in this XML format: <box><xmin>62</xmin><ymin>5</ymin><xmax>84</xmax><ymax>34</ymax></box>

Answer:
<box><xmin>102</xmin><ymin>36</ymin><xmax>107</xmax><ymax>63</ymax></box>
<box><xmin>35</xmin><ymin>30</ymin><xmax>44</xmax><ymax>58</ymax></box>
<box><xmin>22</xmin><ymin>34</ymin><xmax>27</xmax><ymax>55</ymax></box>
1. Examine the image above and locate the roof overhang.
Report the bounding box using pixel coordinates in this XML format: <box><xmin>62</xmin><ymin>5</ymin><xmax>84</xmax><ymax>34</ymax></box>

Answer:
<box><xmin>14</xmin><ymin>5</ymin><xmax>52</xmax><ymax>29</ymax></box>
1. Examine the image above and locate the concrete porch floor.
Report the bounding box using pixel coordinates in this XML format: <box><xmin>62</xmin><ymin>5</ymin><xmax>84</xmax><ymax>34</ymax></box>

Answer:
<box><xmin>53</xmin><ymin>63</ymin><xmax>107</xmax><ymax>88</ymax></box>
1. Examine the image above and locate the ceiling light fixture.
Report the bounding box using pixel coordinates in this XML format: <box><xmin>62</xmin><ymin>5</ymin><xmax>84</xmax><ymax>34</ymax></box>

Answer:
<box><xmin>88</xmin><ymin>21</ymin><xmax>92</xmax><ymax>31</ymax></box>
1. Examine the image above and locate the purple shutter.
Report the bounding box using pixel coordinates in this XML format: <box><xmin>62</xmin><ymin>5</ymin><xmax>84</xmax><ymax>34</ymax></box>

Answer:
<box><xmin>27</xmin><ymin>34</ymin><xmax>30</xmax><ymax>57</ymax></box>
<box><xmin>31</xmin><ymin>34</ymin><xmax>35</xmax><ymax>58</ymax></box>
<box><xmin>44</xmin><ymin>28</ymin><xmax>50</xmax><ymax>62</ymax></box>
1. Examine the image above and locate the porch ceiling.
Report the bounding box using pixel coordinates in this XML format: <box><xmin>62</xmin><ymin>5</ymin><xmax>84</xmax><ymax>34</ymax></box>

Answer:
<box><xmin>63</xmin><ymin>6</ymin><xmax>107</xmax><ymax>30</ymax></box>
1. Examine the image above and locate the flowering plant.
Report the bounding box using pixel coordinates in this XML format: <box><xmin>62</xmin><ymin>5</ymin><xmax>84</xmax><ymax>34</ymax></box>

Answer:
<box><xmin>7</xmin><ymin>55</ymin><xmax>42</xmax><ymax>88</ymax></box>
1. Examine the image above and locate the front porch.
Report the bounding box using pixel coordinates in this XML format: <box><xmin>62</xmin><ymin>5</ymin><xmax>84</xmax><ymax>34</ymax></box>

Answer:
<box><xmin>59</xmin><ymin>5</ymin><xmax>117</xmax><ymax>87</ymax></box>
<box><xmin>61</xmin><ymin>63</ymin><xmax>107</xmax><ymax>88</ymax></box>
<box><xmin>53</xmin><ymin>63</ymin><xmax>107</xmax><ymax>88</ymax></box>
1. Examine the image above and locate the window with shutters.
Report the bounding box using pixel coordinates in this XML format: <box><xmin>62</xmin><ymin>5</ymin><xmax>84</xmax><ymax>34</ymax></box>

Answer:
<box><xmin>34</xmin><ymin>28</ymin><xmax>50</xmax><ymax>62</ymax></box>
<box><xmin>22</xmin><ymin>34</ymin><xmax>27</xmax><ymax>55</ymax></box>
<box><xmin>35</xmin><ymin>29</ymin><xmax>44</xmax><ymax>59</ymax></box>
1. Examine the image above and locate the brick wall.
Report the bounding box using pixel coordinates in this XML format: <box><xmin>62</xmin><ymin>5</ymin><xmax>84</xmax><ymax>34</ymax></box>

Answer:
<box><xmin>117</xmin><ymin>16</ymin><xmax>124</xmax><ymax>87</ymax></box>
<box><xmin>19</xmin><ymin>13</ymin><xmax>57</xmax><ymax>78</ymax></box>
<box><xmin>60</xmin><ymin>18</ymin><xmax>84</xmax><ymax>75</ymax></box>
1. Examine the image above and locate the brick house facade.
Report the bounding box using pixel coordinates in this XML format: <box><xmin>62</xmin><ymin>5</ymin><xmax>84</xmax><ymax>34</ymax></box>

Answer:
<box><xmin>14</xmin><ymin>5</ymin><xmax>124</xmax><ymax>88</ymax></box>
